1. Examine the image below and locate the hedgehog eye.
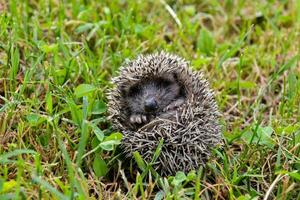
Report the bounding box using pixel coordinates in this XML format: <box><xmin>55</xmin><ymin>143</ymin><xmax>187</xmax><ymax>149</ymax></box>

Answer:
<box><xmin>172</xmin><ymin>73</ymin><xmax>178</xmax><ymax>81</ymax></box>
<box><xmin>158</xmin><ymin>73</ymin><xmax>178</xmax><ymax>87</ymax></box>
<box><xmin>161</xmin><ymin>80</ymin><xmax>170</xmax><ymax>86</ymax></box>
<box><xmin>127</xmin><ymin>84</ymin><xmax>140</xmax><ymax>97</ymax></box>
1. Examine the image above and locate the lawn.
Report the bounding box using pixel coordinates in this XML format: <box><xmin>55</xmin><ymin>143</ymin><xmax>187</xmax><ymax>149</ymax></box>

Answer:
<box><xmin>0</xmin><ymin>0</ymin><xmax>300</xmax><ymax>199</ymax></box>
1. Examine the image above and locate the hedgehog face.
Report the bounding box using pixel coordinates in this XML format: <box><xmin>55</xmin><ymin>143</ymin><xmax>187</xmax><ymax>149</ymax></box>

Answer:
<box><xmin>124</xmin><ymin>73</ymin><xmax>185</xmax><ymax>125</ymax></box>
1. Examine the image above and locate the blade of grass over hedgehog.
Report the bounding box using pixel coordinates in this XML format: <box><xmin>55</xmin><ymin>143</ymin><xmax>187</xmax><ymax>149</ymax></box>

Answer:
<box><xmin>132</xmin><ymin>139</ymin><xmax>204</xmax><ymax>199</ymax></box>
<box><xmin>133</xmin><ymin>151</ymin><xmax>147</xmax><ymax>172</ymax></box>
<box><xmin>133</xmin><ymin>139</ymin><xmax>164</xmax><ymax>179</ymax></box>
<box><xmin>132</xmin><ymin>139</ymin><xmax>165</xmax><ymax>197</ymax></box>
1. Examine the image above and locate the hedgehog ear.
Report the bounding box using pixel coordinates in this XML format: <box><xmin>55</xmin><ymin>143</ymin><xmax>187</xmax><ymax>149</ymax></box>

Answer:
<box><xmin>163</xmin><ymin>72</ymin><xmax>177</xmax><ymax>82</ymax></box>
<box><xmin>119</xmin><ymin>86</ymin><xmax>127</xmax><ymax>96</ymax></box>
<box><xmin>172</xmin><ymin>72</ymin><xmax>178</xmax><ymax>80</ymax></box>
<box><xmin>120</xmin><ymin>82</ymin><xmax>138</xmax><ymax>97</ymax></box>
<box><xmin>120</xmin><ymin>85</ymin><xmax>132</xmax><ymax>97</ymax></box>
<box><xmin>168</xmin><ymin>72</ymin><xmax>179</xmax><ymax>82</ymax></box>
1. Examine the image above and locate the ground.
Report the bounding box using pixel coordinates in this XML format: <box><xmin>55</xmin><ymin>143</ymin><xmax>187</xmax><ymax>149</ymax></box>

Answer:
<box><xmin>0</xmin><ymin>0</ymin><xmax>299</xmax><ymax>199</ymax></box>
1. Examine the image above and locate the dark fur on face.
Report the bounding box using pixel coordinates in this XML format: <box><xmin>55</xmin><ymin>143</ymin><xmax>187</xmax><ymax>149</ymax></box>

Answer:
<box><xmin>124</xmin><ymin>73</ymin><xmax>185</xmax><ymax>125</ymax></box>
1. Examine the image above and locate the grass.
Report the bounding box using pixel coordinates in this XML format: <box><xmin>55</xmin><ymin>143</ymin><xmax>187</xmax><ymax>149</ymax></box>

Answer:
<box><xmin>0</xmin><ymin>0</ymin><xmax>300</xmax><ymax>199</ymax></box>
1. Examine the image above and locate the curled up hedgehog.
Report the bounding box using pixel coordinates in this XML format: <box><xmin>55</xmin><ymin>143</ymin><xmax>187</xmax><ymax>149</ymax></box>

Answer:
<box><xmin>108</xmin><ymin>52</ymin><xmax>222</xmax><ymax>176</ymax></box>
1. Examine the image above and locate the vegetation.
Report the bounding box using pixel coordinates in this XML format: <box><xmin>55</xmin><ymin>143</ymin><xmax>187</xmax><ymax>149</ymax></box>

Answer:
<box><xmin>0</xmin><ymin>0</ymin><xmax>299</xmax><ymax>199</ymax></box>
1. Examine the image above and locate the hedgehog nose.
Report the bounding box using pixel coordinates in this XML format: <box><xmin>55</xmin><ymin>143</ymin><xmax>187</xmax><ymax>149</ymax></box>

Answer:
<box><xmin>144</xmin><ymin>98</ymin><xmax>158</xmax><ymax>112</ymax></box>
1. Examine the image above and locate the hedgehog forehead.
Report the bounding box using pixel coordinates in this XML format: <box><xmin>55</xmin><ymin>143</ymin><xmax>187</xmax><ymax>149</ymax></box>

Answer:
<box><xmin>110</xmin><ymin>51</ymin><xmax>212</xmax><ymax>99</ymax></box>
<box><xmin>119</xmin><ymin>52</ymin><xmax>189</xmax><ymax>79</ymax></box>
<box><xmin>115</xmin><ymin>54</ymin><xmax>191</xmax><ymax>96</ymax></box>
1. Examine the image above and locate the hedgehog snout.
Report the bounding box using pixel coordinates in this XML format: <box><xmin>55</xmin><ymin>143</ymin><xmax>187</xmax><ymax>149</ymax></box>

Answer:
<box><xmin>144</xmin><ymin>97</ymin><xmax>158</xmax><ymax>112</ymax></box>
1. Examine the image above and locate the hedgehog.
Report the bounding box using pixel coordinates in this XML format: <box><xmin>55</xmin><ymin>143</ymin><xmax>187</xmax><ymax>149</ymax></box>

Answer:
<box><xmin>108</xmin><ymin>52</ymin><xmax>222</xmax><ymax>176</ymax></box>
